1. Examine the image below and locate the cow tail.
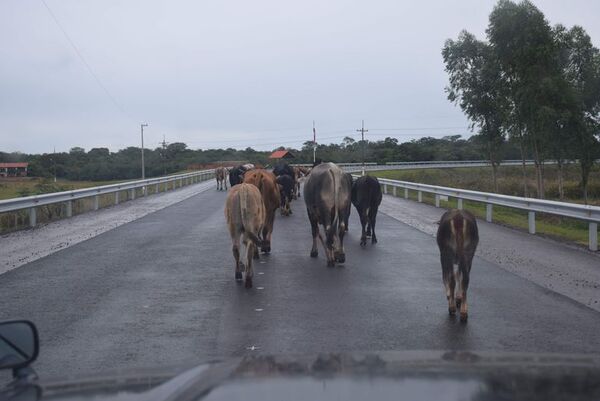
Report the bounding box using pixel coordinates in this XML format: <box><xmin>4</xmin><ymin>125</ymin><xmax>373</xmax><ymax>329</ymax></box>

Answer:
<box><xmin>452</xmin><ymin>214</ymin><xmax>465</xmax><ymax>264</ymax></box>
<box><xmin>332</xmin><ymin>169</ymin><xmax>340</xmax><ymax>228</ymax></box>
<box><xmin>239</xmin><ymin>185</ymin><xmax>262</xmax><ymax>248</ymax></box>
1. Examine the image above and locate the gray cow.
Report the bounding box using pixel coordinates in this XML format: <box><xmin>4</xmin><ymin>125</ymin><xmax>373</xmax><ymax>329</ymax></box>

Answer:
<box><xmin>303</xmin><ymin>162</ymin><xmax>352</xmax><ymax>267</ymax></box>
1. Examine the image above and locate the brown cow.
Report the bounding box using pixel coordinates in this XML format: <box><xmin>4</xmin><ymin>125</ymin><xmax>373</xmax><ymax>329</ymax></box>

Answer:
<box><xmin>224</xmin><ymin>183</ymin><xmax>265</xmax><ymax>288</ymax></box>
<box><xmin>215</xmin><ymin>167</ymin><xmax>228</xmax><ymax>191</ymax></box>
<box><xmin>243</xmin><ymin>169</ymin><xmax>280</xmax><ymax>254</ymax></box>
<box><xmin>436</xmin><ymin>209</ymin><xmax>479</xmax><ymax>321</ymax></box>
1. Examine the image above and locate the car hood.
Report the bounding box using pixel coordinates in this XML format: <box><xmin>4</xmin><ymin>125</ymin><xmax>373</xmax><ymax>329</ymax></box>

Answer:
<box><xmin>12</xmin><ymin>351</ymin><xmax>600</xmax><ymax>401</ymax></box>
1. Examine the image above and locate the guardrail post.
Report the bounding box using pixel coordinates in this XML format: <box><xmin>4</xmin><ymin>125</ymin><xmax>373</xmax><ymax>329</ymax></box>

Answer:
<box><xmin>179</xmin><ymin>178</ymin><xmax>183</xmax><ymax>188</ymax></box>
<box><xmin>93</xmin><ymin>195</ymin><xmax>99</xmax><ymax>211</ymax></box>
<box><xmin>130</xmin><ymin>189</ymin><xmax>136</xmax><ymax>200</ymax></box>
<box><xmin>155</xmin><ymin>183</ymin><xmax>159</xmax><ymax>193</ymax></box>
<box><xmin>457</xmin><ymin>198</ymin><xmax>463</xmax><ymax>210</ymax></box>
<box><xmin>435</xmin><ymin>194</ymin><xmax>440</xmax><ymax>207</ymax></box>
<box><xmin>29</xmin><ymin>207</ymin><xmax>37</xmax><ymax>227</ymax></box>
<box><xmin>383</xmin><ymin>183</ymin><xmax>388</xmax><ymax>194</ymax></box>
<box><xmin>589</xmin><ymin>222</ymin><xmax>597</xmax><ymax>251</ymax></box>
<box><xmin>143</xmin><ymin>186</ymin><xmax>147</xmax><ymax>196</ymax></box>
<box><xmin>404</xmin><ymin>188</ymin><xmax>408</xmax><ymax>199</ymax></box>
<box><xmin>66</xmin><ymin>200</ymin><xmax>73</xmax><ymax>217</ymax></box>
<box><xmin>528</xmin><ymin>211</ymin><xmax>536</xmax><ymax>234</ymax></box>
<box><xmin>392</xmin><ymin>186</ymin><xmax>397</xmax><ymax>197</ymax></box>
<box><xmin>486</xmin><ymin>204</ymin><xmax>493</xmax><ymax>222</ymax></box>
<box><xmin>418</xmin><ymin>191</ymin><xmax>422</xmax><ymax>203</ymax></box>
<box><xmin>115</xmin><ymin>191</ymin><xmax>120</xmax><ymax>205</ymax></box>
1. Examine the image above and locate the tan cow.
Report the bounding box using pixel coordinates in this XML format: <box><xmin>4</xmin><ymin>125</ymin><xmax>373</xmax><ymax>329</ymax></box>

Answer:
<box><xmin>243</xmin><ymin>169</ymin><xmax>280</xmax><ymax>254</ymax></box>
<box><xmin>215</xmin><ymin>167</ymin><xmax>228</xmax><ymax>191</ymax></box>
<box><xmin>224</xmin><ymin>183</ymin><xmax>265</xmax><ymax>288</ymax></box>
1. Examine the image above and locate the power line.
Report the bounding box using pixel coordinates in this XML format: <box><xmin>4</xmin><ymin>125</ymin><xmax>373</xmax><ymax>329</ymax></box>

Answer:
<box><xmin>40</xmin><ymin>0</ymin><xmax>133</xmax><ymax>121</ymax></box>
<box><xmin>369</xmin><ymin>126</ymin><xmax>469</xmax><ymax>131</ymax></box>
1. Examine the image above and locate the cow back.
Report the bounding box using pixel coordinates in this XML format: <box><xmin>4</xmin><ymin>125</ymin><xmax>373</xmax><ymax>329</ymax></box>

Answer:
<box><xmin>244</xmin><ymin>169</ymin><xmax>280</xmax><ymax>212</ymax></box>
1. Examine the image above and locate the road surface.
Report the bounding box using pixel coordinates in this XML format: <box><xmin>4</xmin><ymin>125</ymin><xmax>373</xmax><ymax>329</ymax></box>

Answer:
<box><xmin>1</xmin><ymin>185</ymin><xmax>600</xmax><ymax>381</ymax></box>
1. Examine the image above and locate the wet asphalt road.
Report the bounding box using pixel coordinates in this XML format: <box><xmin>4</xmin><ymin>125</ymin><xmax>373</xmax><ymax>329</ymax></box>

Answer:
<box><xmin>2</xmin><ymin>186</ymin><xmax>600</xmax><ymax>379</ymax></box>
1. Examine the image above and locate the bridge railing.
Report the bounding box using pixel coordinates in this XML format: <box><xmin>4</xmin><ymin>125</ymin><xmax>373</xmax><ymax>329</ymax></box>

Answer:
<box><xmin>0</xmin><ymin>169</ymin><xmax>215</xmax><ymax>229</ymax></box>
<box><xmin>348</xmin><ymin>173</ymin><xmax>599</xmax><ymax>251</ymax></box>
<box><xmin>344</xmin><ymin>160</ymin><xmax>544</xmax><ymax>172</ymax></box>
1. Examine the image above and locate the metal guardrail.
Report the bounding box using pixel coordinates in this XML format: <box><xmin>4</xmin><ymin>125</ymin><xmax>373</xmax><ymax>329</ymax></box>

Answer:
<box><xmin>0</xmin><ymin>169</ymin><xmax>215</xmax><ymax>228</ymax></box>
<box><xmin>344</xmin><ymin>160</ymin><xmax>546</xmax><ymax>172</ymax></box>
<box><xmin>348</xmin><ymin>174</ymin><xmax>599</xmax><ymax>251</ymax></box>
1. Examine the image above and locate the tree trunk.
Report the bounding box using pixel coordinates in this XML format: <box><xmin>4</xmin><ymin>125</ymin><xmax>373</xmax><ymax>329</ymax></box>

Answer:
<box><xmin>557</xmin><ymin>160</ymin><xmax>564</xmax><ymax>201</ymax></box>
<box><xmin>532</xmin><ymin>140</ymin><xmax>544</xmax><ymax>199</ymax></box>
<box><xmin>518</xmin><ymin>131</ymin><xmax>528</xmax><ymax>197</ymax></box>
<box><xmin>581</xmin><ymin>160</ymin><xmax>591</xmax><ymax>205</ymax></box>
<box><xmin>491</xmin><ymin>162</ymin><xmax>499</xmax><ymax>193</ymax></box>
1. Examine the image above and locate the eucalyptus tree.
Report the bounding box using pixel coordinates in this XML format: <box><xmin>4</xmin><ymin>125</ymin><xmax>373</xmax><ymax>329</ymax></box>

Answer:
<box><xmin>443</xmin><ymin>31</ymin><xmax>508</xmax><ymax>192</ymax></box>
<box><xmin>487</xmin><ymin>0</ymin><xmax>559</xmax><ymax>198</ymax></box>
<box><xmin>554</xmin><ymin>25</ymin><xmax>600</xmax><ymax>202</ymax></box>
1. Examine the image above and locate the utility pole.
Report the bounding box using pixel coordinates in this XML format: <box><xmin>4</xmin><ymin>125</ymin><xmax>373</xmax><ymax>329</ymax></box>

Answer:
<box><xmin>312</xmin><ymin>120</ymin><xmax>316</xmax><ymax>164</ymax></box>
<box><xmin>356</xmin><ymin>120</ymin><xmax>368</xmax><ymax>176</ymax></box>
<box><xmin>140</xmin><ymin>123</ymin><xmax>148</xmax><ymax>179</ymax></box>
<box><xmin>53</xmin><ymin>147</ymin><xmax>57</xmax><ymax>183</ymax></box>
<box><xmin>160</xmin><ymin>135</ymin><xmax>169</xmax><ymax>176</ymax></box>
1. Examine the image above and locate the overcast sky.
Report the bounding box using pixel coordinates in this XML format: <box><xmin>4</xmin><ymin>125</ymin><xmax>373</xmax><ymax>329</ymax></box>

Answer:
<box><xmin>1</xmin><ymin>0</ymin><xmax>599</xmax><ymax>154</ymax></box>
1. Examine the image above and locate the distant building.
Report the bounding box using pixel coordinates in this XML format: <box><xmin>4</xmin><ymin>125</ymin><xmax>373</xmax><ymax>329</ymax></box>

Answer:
<box><xmin>0</xmin><ymin>162</ymin><xmax>28</xmax><ymax>178</ymax></box>
<box><xmin>268</xmin><ymin>150</ymin><xmax>295</xmax><ymax>160</ymax></box>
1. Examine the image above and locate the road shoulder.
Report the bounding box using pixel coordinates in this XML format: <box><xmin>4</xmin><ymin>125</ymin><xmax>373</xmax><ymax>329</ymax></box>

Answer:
<box><xmin>0</xmin><ymin>180</ymin><xmax>215</xmax><ymax>275</ymax></box>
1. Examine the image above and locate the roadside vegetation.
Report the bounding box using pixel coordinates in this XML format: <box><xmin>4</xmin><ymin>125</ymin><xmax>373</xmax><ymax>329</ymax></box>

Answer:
<box><xmin>0</xmin><ymin>178</ymin><xmax>123</xmax><ymax>201</ymax></box>
<box><xmin>372</xmin><ymin>165</ymin><xmax>599</xmax><ymax>247</ymax></box>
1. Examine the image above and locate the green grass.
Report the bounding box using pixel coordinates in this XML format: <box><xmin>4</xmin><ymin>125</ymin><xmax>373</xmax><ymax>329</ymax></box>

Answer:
<box><xmin>374</xmin><ymin>165</ymin><xmax>598</xmax><ymax>247</ymax></box>
<box><xmin>0</xmin><ymin>178</ymin><xmax>124</xmax><ymax>201</ymax></box>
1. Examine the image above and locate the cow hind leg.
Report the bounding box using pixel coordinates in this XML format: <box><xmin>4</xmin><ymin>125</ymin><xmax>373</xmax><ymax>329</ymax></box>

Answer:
<box><xmin>369</xmin><ymin>207</ymin><xmax>378</xmax><ymax>244</ymax></box>
<box><xmin>359</xmin><ymin>210</ymin><xmax>368</xmax><ymax>247</ymax></box>
<box><xmin>308</xmin><ymin>210</ymin><xmax>320</xmax><ymax>257</ymax></box>
<box><xmin>243</xmin><ymin>235</ymin><xmax>254</xmax><ymax>288</ymax></box>
<box><xmin>232</xmin><ymin>232</ymin><xmax>242</xmax><ymax>281</ymax></box>
<box><xmin>440</xmin><ymin>250</ymin><xmax>456</xmax><ymax>315</ymax></box>
<box><xmin>459</xmin><ymin>257</ymin><xmax>472</xmax><ymax>322</ymax></box>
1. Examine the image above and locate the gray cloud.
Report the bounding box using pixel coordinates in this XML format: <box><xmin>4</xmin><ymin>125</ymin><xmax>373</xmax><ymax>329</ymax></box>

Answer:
<box><xmin>1</xmin><ymin>0</ymin><xmax>598</xmax><ymax>153</ymax></box>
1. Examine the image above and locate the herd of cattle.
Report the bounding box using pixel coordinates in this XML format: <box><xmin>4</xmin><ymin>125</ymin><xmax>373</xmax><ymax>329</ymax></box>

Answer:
<box><xmin>217</xmin><ymin>162</ymin><xmax>479</xmax><ymax>321</ymax></box>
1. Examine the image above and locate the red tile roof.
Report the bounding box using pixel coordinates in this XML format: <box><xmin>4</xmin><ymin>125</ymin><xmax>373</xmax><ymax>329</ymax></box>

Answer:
<box><xmin>269</xmin><ymin>150</ymin><xmax>293</xmax><ymax>159</ymax></box>
<box><xmin>0</xmin><ymin>162</ymin><xmax>28</xmax><ymax>168</ymax></box>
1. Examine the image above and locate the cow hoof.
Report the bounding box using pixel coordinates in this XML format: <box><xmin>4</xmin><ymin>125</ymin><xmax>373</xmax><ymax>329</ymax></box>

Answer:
<box><xmin>245</xmin><ymin>277</ymin><xmax>253</xmax><ymax>288</ymax></box>
<box><xmin>261</xmin><ymin>247</ymin><xmax>271</xmax><ymax>254</ymax></box>
<box><xmin>235</xmin><ymin>272</ymin><xmax>243</xmax><ymax>281</ymax></box>
<box><xmin>335</xmin><ymin>255</ymin><xmax>345</xmax><ymax>264</ymax></box>
<box><xmin>455</xmin><ymin>298</ymin><xmax>462</xmax><ymax>308</ymax></box>
<box><xmin>360</xmin><ymin>239</ymin><xmax>366</xmax><ymax>247</ymax></box>
<box><xmin>371</xmin><ymin>237</ymin><xmax>378</xmax><ymax>244</ymax></box>
<box><xmin>327</xmin><ymin>260</ymin><xmax>335</xmax><ymax>267</ymax></box>
<box><xmin>448</xmin><ymin>306</ymin><xmax>457</xmax><ymax>316</ymax></box>
<box><xmin>460</xmin><ymin>312</ymin><xmax>468</xmax><ymax>322</ymax></box>
<box><xmin>310</xmin><ymin>250</ymin><xmax>318</xmax><ymax>258</ymax></box>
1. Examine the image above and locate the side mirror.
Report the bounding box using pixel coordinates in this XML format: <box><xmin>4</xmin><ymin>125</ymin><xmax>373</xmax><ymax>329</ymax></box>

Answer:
<box><xmin>0</xmin><ymin>320</ymin><xmax>39</xmax><ymax>373</ymax></box>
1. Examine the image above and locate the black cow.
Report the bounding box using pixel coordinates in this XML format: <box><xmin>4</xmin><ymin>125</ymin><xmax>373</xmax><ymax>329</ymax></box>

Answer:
<box><xmin>304</xmin><ymin>162</ymin><xmax>352</xmax><ymax>267</ymax></box>
<box><xmin>351</xmin><ymin>175</ymin><xmax>382</xmax><ymax>246</ymax></box>
<box><xmin>276</xmin><ymin>174</ymin><xmax>294</xmax><ymax>216</ymax></box>
<box><xmin>273</xmin><ymin>162</ymin><xmax>295</xmax><ymax>178</ymax></box>
<box><xmin>436</xmin><ymin>209</ymin><xmax>479</xmax><ymax>321</ymax></box>
<box><xmin>229</xmin><ymin>165</ymin><xmax>248</xmax><ymax>187</ymax></box>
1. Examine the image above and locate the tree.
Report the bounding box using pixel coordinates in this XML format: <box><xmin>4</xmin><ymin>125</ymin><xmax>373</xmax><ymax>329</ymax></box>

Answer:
<box><xmin>487</xmin><ymin>0</ymin><xmax>560</xmax><ymax>198</ymax></box>
<box><xmin>555</xmin><ymin>25</ymin><xmax>600</xmax><ymax>202</ymax></box>
<box><xmin>443</xmin><ymin>31</ymin><xmax>508</xmax><ymax>192</ymax></box>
